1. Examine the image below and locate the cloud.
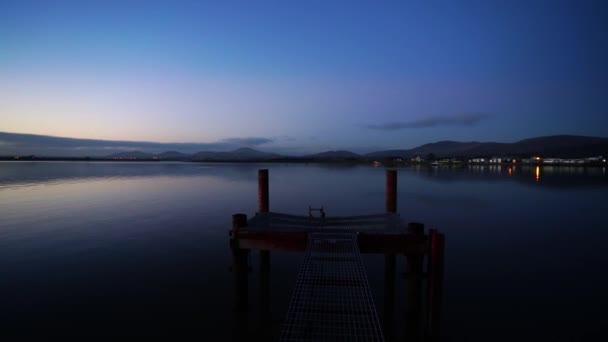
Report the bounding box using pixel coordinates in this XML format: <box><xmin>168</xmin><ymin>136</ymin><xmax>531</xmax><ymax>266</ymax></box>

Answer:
<box><xmin>366</xmin><ymin>112</ymin><xmax>491</xmax><ymax>130</ymax></box>
<box><xmin>0</xmin><ymin>132</ymin><xmax>274</xmax><ymax>156</ymax></box>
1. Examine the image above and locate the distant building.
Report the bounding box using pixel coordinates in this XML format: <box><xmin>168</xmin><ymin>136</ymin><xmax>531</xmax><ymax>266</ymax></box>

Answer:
<box><xmin>523</xmin><ymin>157</ymin><xmax>541</xmax><ymax>164</ymax></box>
<box><xmin>543</xmin><ymin>158</ymin><xmax>563</xmax><ymax>164</ymax></box>
<box><xmin>411</xmin><ymin>156</ymin><xmax>423</xmax><ymax>163</ymax></box>
<box><xmin>556</xmin><ymin>158</ymin><xmax>585</xmax><ymax>164</ymax></box>
<box><xmin>469</xmin><ymin>158</ymin><xmax>485</xmax><ymax>163</ymax></box>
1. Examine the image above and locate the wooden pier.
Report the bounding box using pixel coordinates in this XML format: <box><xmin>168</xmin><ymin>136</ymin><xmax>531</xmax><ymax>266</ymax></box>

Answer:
<box><xmin>230</xmin><ymin>169</ymin><xmax>445</xmax><ymax>341</ymax></box>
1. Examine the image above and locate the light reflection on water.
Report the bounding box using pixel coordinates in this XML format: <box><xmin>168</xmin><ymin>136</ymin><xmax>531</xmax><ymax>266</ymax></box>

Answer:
<box><xmin>0</xmin><ymin>161</ymin><xmax>607</xmax><ymax>340</ymax></box>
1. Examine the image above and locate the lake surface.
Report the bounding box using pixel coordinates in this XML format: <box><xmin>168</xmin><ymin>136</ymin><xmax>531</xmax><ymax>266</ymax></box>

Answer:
<box><xmin>1</xmin><ymin>161</ymin><xmax>607</xmax><ymax>340</ymax></box>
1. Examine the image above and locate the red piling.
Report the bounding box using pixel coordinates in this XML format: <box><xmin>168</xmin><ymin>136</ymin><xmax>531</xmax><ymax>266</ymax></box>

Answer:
<box><xmin>231</xmin><ymin>213</ymin><xmax>248</xmax><ymax>239</ymax></box>
<box><xmin>258</xmin><ymin>169</ymin><xmax>269</xmax><ymax>213</ymax></box>
<box><xmin>405</xmin><ymin>222</ymin><xmax>424</xmax><ymax>340</ymax></box>
<box><xmin>427</xmin><ymin>229</ymin><xmax>445</xmax><ymax>341</ymax></box>
<box><xmin>386</xmin><ymin>170</ymin><xmax>397</xmax><ymax>213</ymax></box>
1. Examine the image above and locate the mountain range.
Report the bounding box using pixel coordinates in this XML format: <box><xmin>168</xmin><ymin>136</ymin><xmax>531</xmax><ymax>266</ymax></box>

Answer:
<box><xmin>367</xmin><ymin>135</ymin><xmax>608</xmax><ymax>159</ymax></box>
<box><xmin>1</xmin><ymin>133</ymin><xmax>607</xmax><ymax>160</ymax></box>
<box><xmin>106</xmin><ymin>135</ymin><xmax>608</xmax><ymax>160</ymax></box>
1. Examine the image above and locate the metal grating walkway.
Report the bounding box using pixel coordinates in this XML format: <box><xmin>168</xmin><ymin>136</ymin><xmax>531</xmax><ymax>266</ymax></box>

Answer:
<box><xmin>279</xmin><ymin>232</ymin><xmax>384</xmax><ymax>341</ymax></box>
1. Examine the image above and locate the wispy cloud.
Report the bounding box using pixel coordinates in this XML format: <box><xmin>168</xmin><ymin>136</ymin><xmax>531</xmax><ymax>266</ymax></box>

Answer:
<box><xmin>366</xmin><ymin>112</ymin><xmax>492</xmax><ymax>130</ymax></box>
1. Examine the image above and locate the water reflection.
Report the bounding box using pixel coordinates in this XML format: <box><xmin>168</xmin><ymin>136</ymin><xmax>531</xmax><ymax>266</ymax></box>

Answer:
<box><xmin>0</xmin><ymin>161</ymin><xmax>263</xmax><ymax>188</ymax></box>
<box><xmin>412</xmin><ymin>164</ymin><xmax>608</xmax><ymax>188</ymax></box>
<box><xmin>1</xmin><ymin>162</ymin><xmax>607</xmax><ymax>340</ymax></box>
<box><xmin>2</xmin><ymin>161</ymin><xmax>606</xmax><ymax>190</ymax></box>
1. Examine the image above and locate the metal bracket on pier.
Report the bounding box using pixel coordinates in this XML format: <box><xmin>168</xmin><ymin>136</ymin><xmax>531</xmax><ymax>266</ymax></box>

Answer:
<box><xmin>308</xmin><ymin>206</ymin><xmax>326</xmax><ymax>218</ymax></box>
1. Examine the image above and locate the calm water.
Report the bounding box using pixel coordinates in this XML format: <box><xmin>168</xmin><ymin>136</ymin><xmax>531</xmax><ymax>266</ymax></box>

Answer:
<box><xmin>1</xmin><ymin>161</ymin><xmax>607</xmax><ymax>340</ymax></box>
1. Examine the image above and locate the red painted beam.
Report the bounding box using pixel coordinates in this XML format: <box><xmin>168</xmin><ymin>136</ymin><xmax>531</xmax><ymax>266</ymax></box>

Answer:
<box><xmin>234</xmin><ymin>230</ymin><xmax>427</xmax><ymax>255</ymax></box>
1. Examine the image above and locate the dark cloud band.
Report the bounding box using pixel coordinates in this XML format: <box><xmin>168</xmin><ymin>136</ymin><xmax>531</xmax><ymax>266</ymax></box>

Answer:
<box><xmin>366</xmin><ymin>112</ymin><xmax>491</xmax><ymax>130</ymax></box>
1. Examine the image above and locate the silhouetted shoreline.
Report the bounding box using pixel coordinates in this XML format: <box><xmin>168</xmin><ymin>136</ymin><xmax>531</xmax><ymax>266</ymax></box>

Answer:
<box><xmin>1</xmin><ymin>156</ymin><xmax>607</xmax><ymax>168</ymax></box>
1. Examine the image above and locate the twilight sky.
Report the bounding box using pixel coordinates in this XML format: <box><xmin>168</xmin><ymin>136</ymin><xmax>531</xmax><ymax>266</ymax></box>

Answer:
<box><xmin>1</xmin><ymin>0</ymin><xmax>607</xmax><ymax>154</ymax></box>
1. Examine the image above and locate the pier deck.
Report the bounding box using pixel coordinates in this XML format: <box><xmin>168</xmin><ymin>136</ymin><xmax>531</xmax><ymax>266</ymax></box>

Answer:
<box><xmin>229</xmin><ymin>169</ymin><xmax>445</xmax><ymax>341</ymax></box>
<box><xmin>280</xmin><ymin>232</ymin><xmax>384</xmax><ymax>341</ymax></box>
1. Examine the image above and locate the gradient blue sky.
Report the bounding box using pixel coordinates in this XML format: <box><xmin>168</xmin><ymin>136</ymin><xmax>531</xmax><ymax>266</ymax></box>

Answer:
<box><xmin>1</xmin><ymin>0</ymin><xmax>607</xmax><ymax>154</ymax></box>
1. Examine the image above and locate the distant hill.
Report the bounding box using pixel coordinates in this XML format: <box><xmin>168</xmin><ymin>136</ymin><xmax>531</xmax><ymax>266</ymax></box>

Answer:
<box><xmin>304</xmin><ymin>150</ymin><xmax>361</xmax><ymax>160</ymax></box>
<box><xmin>192</xmin><ymin>148</ymin><xmax>281</xmax><ymax>161</ymax></box>
<box><xmin>366</xmin><ymin>135</ymin><xmax>608</xmax><ymax>159</ymax></box>
<box><xmin>365</xmin><ymin>149</ymin><xmax>410</xmax><ymax>159</ymax></box>
<box><xmin>105</xmin><ymin>148</ymin><xmax>281</xmax><ymax>161</ymax></box>
<box><xmin>108</xmin><ymin>151</ymin><xmax>154</xmax><ymax>159</ymax></box>
<box><xmin>106</xmin><ymin>148</ymin><xmax>281</xmax><ymax>160</ymax></box>
<box><xmin>156</xmin><ymin>151</ymin><xmax>191</xmax><ymax>159</ymax></box>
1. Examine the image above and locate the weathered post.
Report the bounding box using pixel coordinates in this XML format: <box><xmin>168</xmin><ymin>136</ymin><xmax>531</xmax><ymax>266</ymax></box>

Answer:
<box><xmin>231</xmin><ymin>213</ymin><xmax>247</xmax><ymax>239</ymax></box>
<box><xmin>384</xmin><ymin>169</ymin><xmax>398</xmax><ymax>337</ymax></box>
<box><xmin>427</xmin><ymin>229</ymin><xmax>445</xmax><ymax>341</ymax></box>
<box><xmin>257</xmin><ymin>169</ymin><xmax>270</xmax><ymax>336</ymax></box>
<box><xmin>405</xmin><ymin>222</ymin><xmax>424</xmax><ymax>340</ymax></box>
<box><xmin>258</xmin><ymin>169</ymin><xmax>269</xmax><ymax>213</ymax></box>
<box><xmin>231</xmin><ymin>214</ymin><xmax>249</xmax><ymax>308</ymax></box>
<box><xmin>383</xmin><ymin>253</ymin><xmax>396</xmax><ymax>340</ymax></box>
<box><xmin>259</xmin><ymin>250</ymin><xmax>271</xmax><ymax>338</ymax></box>
<box><xmin>231</xmin><ymin>213</ymin><xmax>250</xmax><ymax>339</ymax></box>
<box><xmin>386</xmin><ymin>169</ymin><xmax>397</xmax><ymax>213</ymax></box>
<box><xmin>407</xmin><ymin>222</ymin><xmax>424</xmax><ymax>236</ymax></box>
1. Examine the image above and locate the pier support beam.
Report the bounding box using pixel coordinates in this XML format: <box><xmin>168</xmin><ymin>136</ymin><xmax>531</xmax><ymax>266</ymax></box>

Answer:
<box><xmin>231</xmin><ymin>213</ymin><xmax>249</xmax><ymax>339</ymax></box>
<box><xmin>258</xmin><ymin>169</ymin><xmax>270</xmax><ymax>339</ymax></box>
<box><xmin>259</xmin><ymin>250</ymin><xmax>271</xmax><ymax>339</ymax></box>
<box><xmin>231</xmin><ymin>213</ymin><xmax>248</xmax><ymax>239</ymax></box>
<box><xmin>231</xmin><ymin>214</ymin><xmax>249</xmax><ymax>308</ymax></box>
<box><xmin>232</xmin><ymin>248</ymin><xmax>250</xmax><ymax>311</ymax></box>
<box><xmin>383</xmin><ymin>253</ymin><xmax>396</xmax><ymax>340</ymax></box>
<box><xmin>405</xmin><ymin>222</ymin><xmax>424</xmax><ymax>341</ymax></box>
<box><xmin>258</xmin><ymin>169</ymin><xmax>269</xmax><ymax>213</ymax></box>
<box><xmin>386</xmin><ymin>169</ymin><xmax>397</xmax><ymax>213</ymax></box>
<box><xmin>427</xmin><ymin>229</ymin><xmax>445</xmax><ymax>341</ymax></box>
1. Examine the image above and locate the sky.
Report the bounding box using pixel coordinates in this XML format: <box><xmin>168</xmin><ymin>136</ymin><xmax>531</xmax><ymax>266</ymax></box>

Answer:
<box><xmin>1</xmin><ymin>0</ymin><xmax>607</xmax><ymax>155</ymax></box>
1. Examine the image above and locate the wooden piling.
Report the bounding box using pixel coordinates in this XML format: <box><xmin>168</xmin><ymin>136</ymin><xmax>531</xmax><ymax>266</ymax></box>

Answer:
<box><xmin>258</xmin><ymin>169</ymin><xmax>269</xmax><ymax>213</ymax></box>
<box><xmin>407</xmin><ymin>222</ymin><xmax>425</xmax><ymax>237</ymax></box>
<box><xmin>232</xmin><ymin>246</ymin><xmax>250</xmax><ymax>340</ymax></box>
<box><xmin>427</xmin><ymin>229</ymin><xmax>445</xmax><ymax>341</ymax></box>
<box><xmin>259</xmin><ymin>250</ymin><xmax>271</xmax><ymax>339</ymax></box>
<box><xmin>386</xmin><ymin>169</ymin><xmax>397</xmax><ymax>213</ymax></box>
<box><xmin>383</xmin><ymin>253</ymin><xmax>396</xmax><ymax>340</ymax></box>
<box><xmin>231</xmin><ymin>212</ymin><xmax>249</xmax><ymax>321</ymax></box>
<box><xmin>231</xmin><ymin>213</ymin><xmax>248</xmax><ymax>239</ymax></box>
<box><xmin>405</xmin><ymin>222</ymin><xmax>424</xmax><ymax>340</ymax></box>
